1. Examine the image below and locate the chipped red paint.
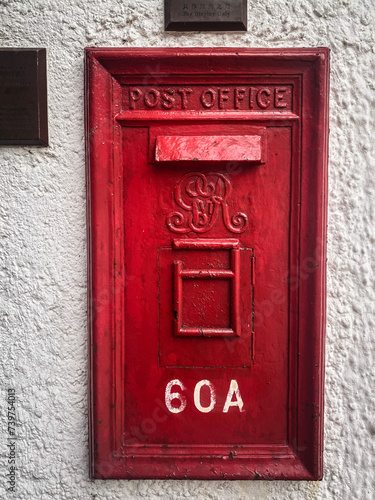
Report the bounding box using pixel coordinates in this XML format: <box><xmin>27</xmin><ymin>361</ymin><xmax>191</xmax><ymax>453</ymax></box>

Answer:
<box><xmin>85</xmin><ymin>48</ymin><xmax>329</xmax><ymax>480</ymax></box>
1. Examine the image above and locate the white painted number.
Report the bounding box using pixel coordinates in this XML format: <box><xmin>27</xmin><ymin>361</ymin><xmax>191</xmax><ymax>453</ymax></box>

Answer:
<box><xmin>194</xmin><ymin>380</ymin><xmax>216</xmax><ymax>413</ymax></box>
<box><xmin>165</xmin><ymin>379</ymin><xmax>244</xmax><ymax>414</ymax></box>
<box><xmin>165</xmin><ymin>379</ymin><xmax>187</xmax><ymax>414</ymax></box>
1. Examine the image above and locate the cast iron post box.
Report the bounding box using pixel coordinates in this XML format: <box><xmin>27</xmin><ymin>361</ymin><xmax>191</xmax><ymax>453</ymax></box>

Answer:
<box><xmin>86</xmin><ymin>48</ymin><xmax>329</xmax><ymax>480</ymax></box>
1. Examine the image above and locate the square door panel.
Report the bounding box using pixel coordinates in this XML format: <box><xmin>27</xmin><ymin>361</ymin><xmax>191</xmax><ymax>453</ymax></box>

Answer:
<box><xmin>159</xmin><ymin>239</ymin><xmax>253</xmax><ymax>367</ymax></box>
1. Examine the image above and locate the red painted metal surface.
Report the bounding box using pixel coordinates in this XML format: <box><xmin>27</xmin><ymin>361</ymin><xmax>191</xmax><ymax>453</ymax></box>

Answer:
<box><xmin>155</xmin><ymin>135</ymin><xmax>263</xmax><ymax>162</ymax></box>
<box><xmin>85</xmin><ymin>48</ymin><xmax>329</xmax><ymax>480</ymax></box>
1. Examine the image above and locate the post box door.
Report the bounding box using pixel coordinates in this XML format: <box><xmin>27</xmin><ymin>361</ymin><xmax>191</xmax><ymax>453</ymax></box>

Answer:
<box><xmin>86</xmin><ymin>48</ymin><xmax>329</xmax><ymax>480</ymax></box>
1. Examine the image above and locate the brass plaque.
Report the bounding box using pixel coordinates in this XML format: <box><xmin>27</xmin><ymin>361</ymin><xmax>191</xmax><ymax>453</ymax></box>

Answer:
<box><xmin>0</xmin><ymin>49</ymin><xmax>48</xmax><ymax>145</ymax></box>
<box><xmin>165</xmin><ymin>0</ymin><xmax>247</xmax><ymax>31</ymax></box>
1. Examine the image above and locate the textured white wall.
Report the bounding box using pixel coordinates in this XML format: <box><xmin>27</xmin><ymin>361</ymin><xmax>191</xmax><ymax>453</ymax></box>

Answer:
<box><xmin>0</xmin><ymin>0</ymin><xmax>374</xmax><ymax>498</ymax></box>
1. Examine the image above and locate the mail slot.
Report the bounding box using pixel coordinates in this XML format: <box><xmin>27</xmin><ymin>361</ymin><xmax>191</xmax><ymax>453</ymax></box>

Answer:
<box><xmin>155</xmin><ymin>135</ymin><xmax>264</xmax><ymax>162</ymax></box>
<box><xmin>86</xmin><ymin>48</ymin><xmax>329</xmax><ymax>480</ymax></box>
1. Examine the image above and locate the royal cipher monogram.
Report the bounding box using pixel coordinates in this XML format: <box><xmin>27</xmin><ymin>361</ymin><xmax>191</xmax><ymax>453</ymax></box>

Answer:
<box><xmin>166</xmin><ymin>172</ymin><xmax>248</xmax><ymax>234</ymax></box>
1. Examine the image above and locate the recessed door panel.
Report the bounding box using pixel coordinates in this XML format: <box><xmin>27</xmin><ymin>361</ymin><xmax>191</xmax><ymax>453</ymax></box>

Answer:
<box><xmin>122</xmin><ymin>124</ymin><xmax>290</xmax><ymax>444</ymax></box>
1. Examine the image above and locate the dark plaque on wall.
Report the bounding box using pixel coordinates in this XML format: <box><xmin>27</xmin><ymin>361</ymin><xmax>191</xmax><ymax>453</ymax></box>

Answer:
<box><xmin>165</xmin><ymin>0</ymin><xmax>247</xmax><ymax>31</ymax></box>
<box><xmin>0</xmin><ymin>48</ymin><xmax>48</xmax><ymax>145</ymax></box>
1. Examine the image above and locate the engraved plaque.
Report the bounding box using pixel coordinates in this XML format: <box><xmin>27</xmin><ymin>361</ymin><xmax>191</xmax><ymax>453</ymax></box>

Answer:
<box><xmin>165</xmin><ymin>0</ymin><xmax>247</xmax><ymax>31</ymax></box>
<box><xmin>0</xmin><ymin>49</ymin><xmax>48</xmax><ymax>145</ymax></box>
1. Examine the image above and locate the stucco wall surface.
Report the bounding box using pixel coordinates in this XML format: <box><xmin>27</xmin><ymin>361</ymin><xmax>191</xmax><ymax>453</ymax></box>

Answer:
<box><xmin>0</xmin><ymin>0</ymin><xmax>374</xmax><ymax>499</ymax></box>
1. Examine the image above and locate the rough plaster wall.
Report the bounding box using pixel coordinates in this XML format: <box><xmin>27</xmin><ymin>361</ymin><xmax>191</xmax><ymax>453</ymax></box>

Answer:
<box><xmin>0</xmin><ymin>0</ymin><xmax>374</xmax><ymax>498</ymax></box>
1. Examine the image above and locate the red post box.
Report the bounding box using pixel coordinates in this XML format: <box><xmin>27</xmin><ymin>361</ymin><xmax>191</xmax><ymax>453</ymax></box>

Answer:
<box><xmin>85</xmin><ymin>48</ymin><xmax>329</xmax><ymax>480</ymax></box>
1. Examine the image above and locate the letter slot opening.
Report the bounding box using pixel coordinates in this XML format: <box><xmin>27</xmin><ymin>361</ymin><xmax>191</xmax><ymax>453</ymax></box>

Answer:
<box><xmin>155</xmin><ymin>135</ymin><xmax>265</xmax><ymax>163</ymax></box>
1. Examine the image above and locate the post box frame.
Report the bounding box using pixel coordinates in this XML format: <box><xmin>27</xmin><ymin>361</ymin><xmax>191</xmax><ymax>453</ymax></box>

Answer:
<box><xmin>85</xmin><ymin>47</ymin><xmax>329</xmax><ymax>480</ymax></box>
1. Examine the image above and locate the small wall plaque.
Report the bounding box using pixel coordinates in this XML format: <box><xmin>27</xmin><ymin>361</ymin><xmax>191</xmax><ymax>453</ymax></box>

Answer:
<box><xmin>0</xmin><ymin>48</ymin><xmax>48</xmax><ymax>146</ymax></box>
<box><xmin>165</xmin><ymin>0</ymin><xmax>247</xmax><ymax>31</ymax></box>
